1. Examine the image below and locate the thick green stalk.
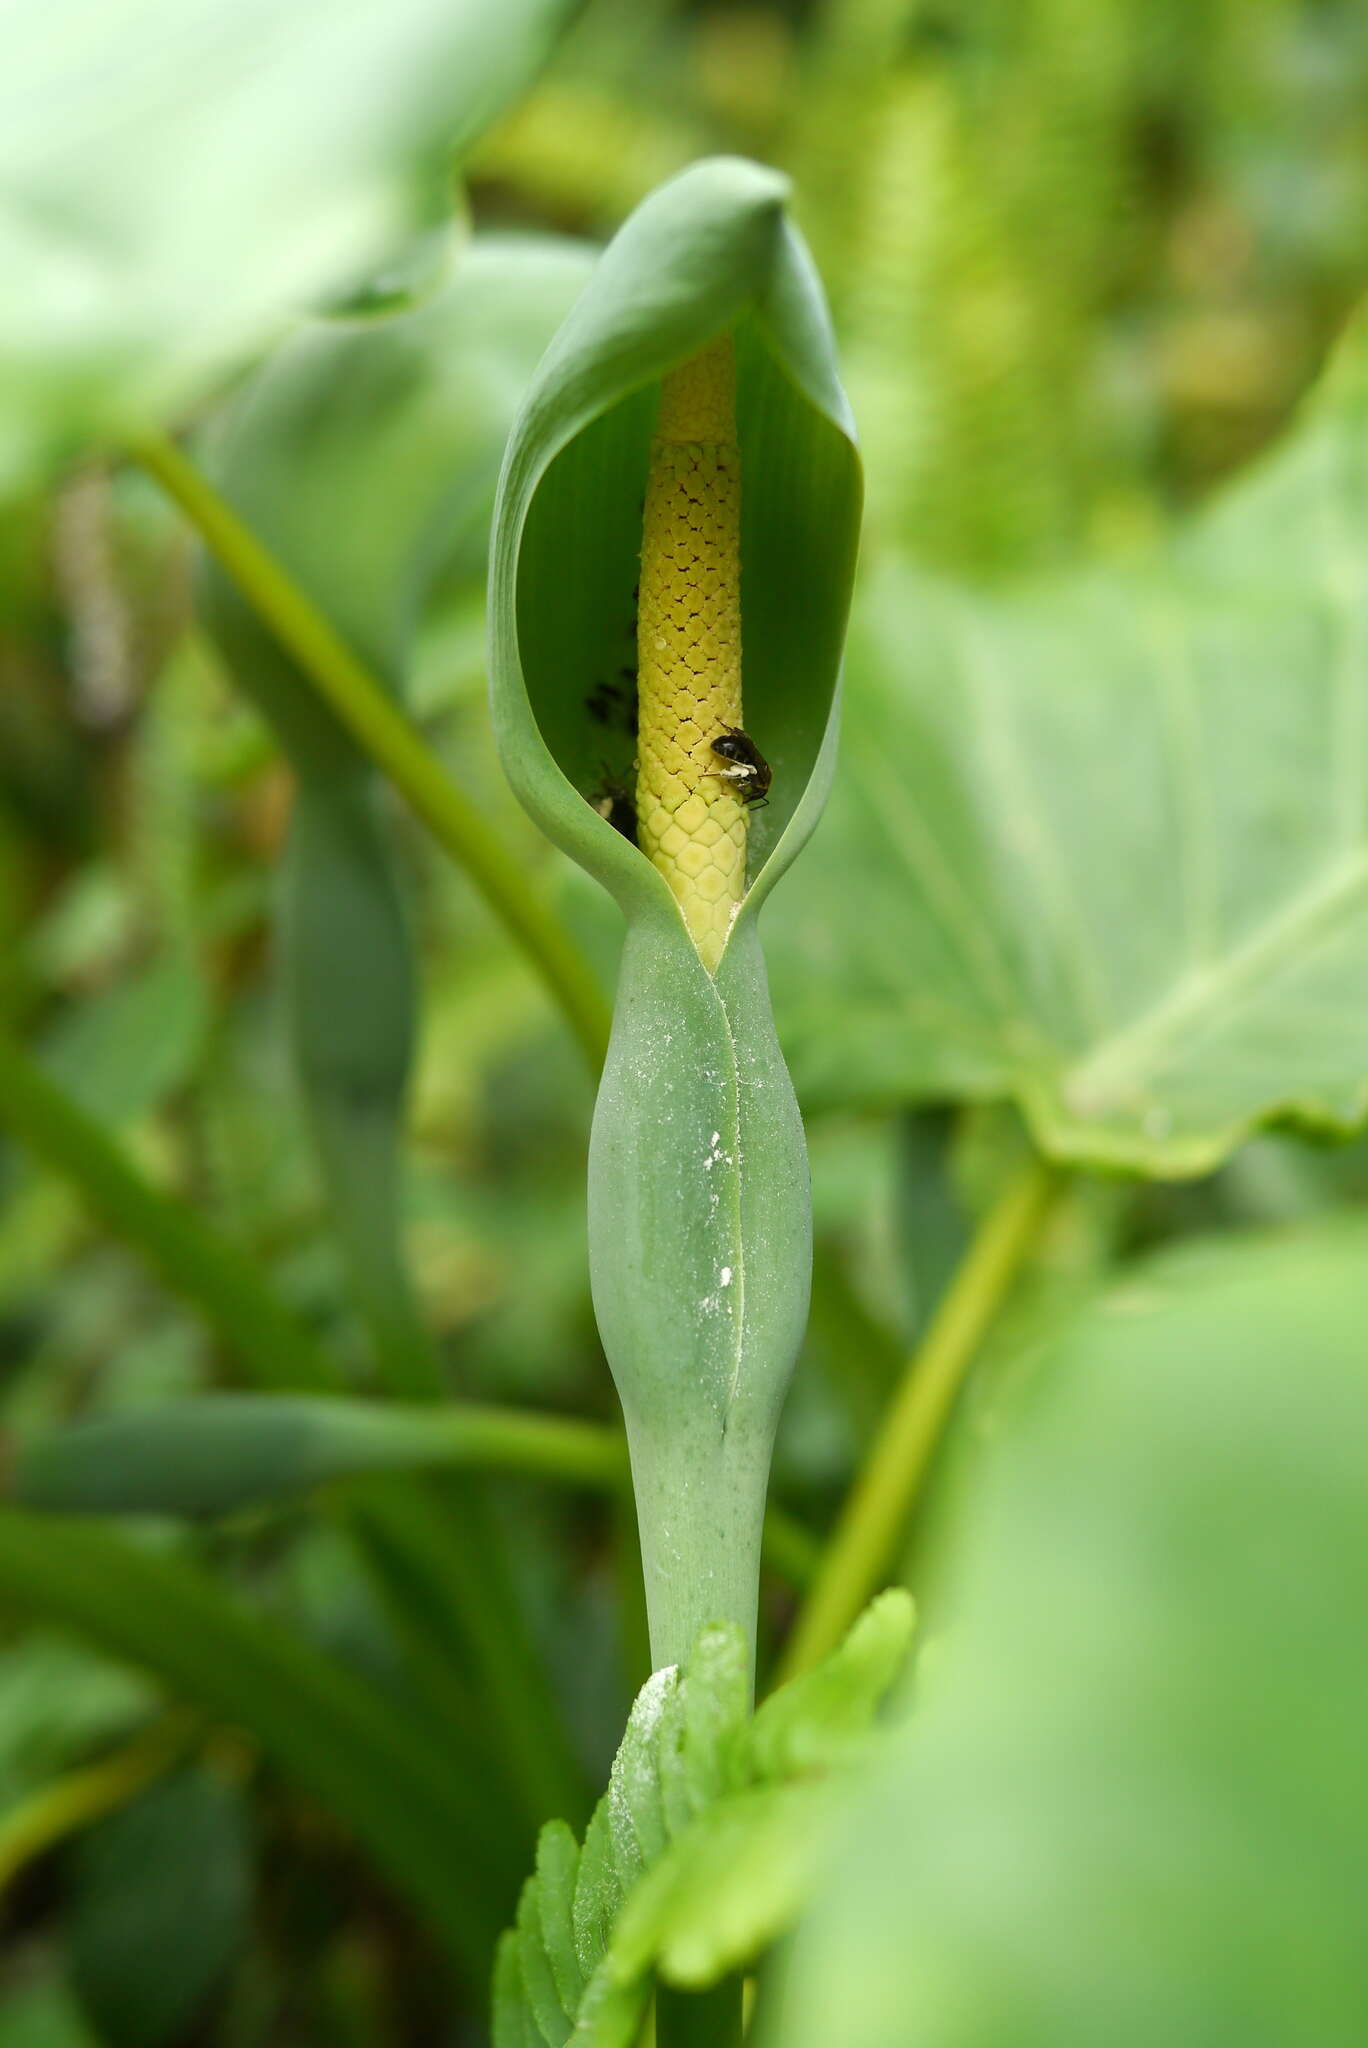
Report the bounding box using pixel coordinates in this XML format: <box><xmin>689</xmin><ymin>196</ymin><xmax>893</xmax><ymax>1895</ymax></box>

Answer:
<box><xmin>777</xmin><ymin>1158</ymin><xmax>1060</xmax><ymax>1684</ymax></box>
<box><xmin>131</xmin><ymin>430</ymin><xmax>610</xmax><ymax>1072</ymax></box>
<box><xmin>589</xmin><ymin>917</ymin><xmax>812</xmax><ymax>1697</ymax></box>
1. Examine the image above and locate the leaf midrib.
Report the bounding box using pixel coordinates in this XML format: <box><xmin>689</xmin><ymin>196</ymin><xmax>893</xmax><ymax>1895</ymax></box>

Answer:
<box><xmin>1060</xmin><ymin>844</ymin><xmax>1368</xmax><ymax>1114</ymax></box>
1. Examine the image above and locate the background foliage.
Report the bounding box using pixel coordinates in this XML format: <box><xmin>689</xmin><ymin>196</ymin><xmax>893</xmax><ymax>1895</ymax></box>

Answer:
<box><xmin>4</xmin><ymin>1</ymin><xmax>1368</xmax><ymax>2043</ymax></box>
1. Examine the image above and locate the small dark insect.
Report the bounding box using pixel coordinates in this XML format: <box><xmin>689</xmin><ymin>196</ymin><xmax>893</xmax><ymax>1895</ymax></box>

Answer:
<box><xmin>708</xmin><ymin>726</ymin><xmax>771</xmax><ymax>808</ymax></box>
<box><xmin>588</xmin><ymin>773</ymin><xmax>638</xmax><ymax>844</ymax></box>
<box><xmin>585</xmin><ymin>673</ymin><xmax>638</xmax><ymax>736</ymax></box>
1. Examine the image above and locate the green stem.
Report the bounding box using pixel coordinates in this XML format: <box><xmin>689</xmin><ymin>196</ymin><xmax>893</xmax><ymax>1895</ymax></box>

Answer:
<box><xmin>0</xmin><ymin>1720</ymin><xmax>190</xmax><ymax>1896</ymax></box>
<box><xmin>130</xmin><ymin>431</ymin><xmax>611</xmax><ymax>1074</ymax></box>
<box><xmin>8</xmin><ymin>1392</ymin><xmax>817</xmax><ymax>1591</ymax></box>
<box><xmin>626</xmin><ymin>1414</ymin><xmax>771</xmax><ymax>1695</ymax></box>
<box><xmin>777</xmin><ymin>1158</ymin><xmax>1060</xmax><ymax>1683</ymax></box>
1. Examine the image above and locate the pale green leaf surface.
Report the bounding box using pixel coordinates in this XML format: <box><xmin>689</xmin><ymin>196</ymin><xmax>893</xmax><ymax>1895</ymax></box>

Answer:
<box><xmin>769</xmin><ymin>313</ymin><xmax>1368</xmax><ymax>1174</ymax></box>
<box><xmin>493</xmin><ymin>1594</ymin><xmax>911</xmax><ymax>2048</ymax></box>
<box><xmin>771</xmin><ymin>1224</ymin><xmax>1368</xmax><ymax>2047</ymax></box>
<box><xmin>0</xmin><ymin>0</ymin><xmax>577</xmax><ymax>487</ymax></box>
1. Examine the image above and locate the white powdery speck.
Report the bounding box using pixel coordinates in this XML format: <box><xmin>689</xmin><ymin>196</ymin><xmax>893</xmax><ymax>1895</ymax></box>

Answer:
<box><xmin>720</xmin><ymin>1266</ymin><xmax>733</xmax><ymax>1287</ymax></box>
<box><xmin>632</xmin><ymin>1663</ymin><xmax>678</xmax><ymax>1738</ymax></box>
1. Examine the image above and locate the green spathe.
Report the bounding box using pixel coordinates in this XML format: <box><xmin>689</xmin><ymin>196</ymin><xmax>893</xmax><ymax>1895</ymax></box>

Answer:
<box><xmin>488</xmin><ymin>158</ymin><xmax>861</xmax><ymax>1675</ymax></box>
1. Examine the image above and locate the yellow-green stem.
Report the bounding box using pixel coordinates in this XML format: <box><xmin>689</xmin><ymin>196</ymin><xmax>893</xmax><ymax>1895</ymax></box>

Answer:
<box><xmin>777</xmin><ymin>1157</ymin><xmax>1060</xmax><ymax>1683</ymax></box>
<box><xmin>131</xmin><ymin>431</ymin><xmax>611</xmax><ymax>1073</ymax></box>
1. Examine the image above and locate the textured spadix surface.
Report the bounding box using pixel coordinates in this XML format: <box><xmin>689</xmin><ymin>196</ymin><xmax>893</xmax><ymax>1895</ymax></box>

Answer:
<box><xmin>488</xmin><ymin>159</ymin><xmax>861</xmax><ymax>1670</ymax></box>
<box><xmin>636</xmin><ymin>337</ymin><xmax>749</xmax><ymax>968</ymax></box>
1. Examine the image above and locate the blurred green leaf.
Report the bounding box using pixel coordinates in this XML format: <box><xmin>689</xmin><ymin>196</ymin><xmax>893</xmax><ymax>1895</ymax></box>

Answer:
<box><xmin>771</xmin><ymin>309</ymin><xmax>1368</xmax><ymax>1175</ymax></box>
<box><xmin>0</xmin><ymin>1512</ymin><xmax>515</xmax><ymax>1975</ymax></box>
<box><xmin>494</xmin><ymin>1591</ymin><xmax>912</xmax><ymax>2047</ymax></box>
<box><xmin>41</xmin><ymin>956</ymin><xmax>208</xmax><ymax>1125</ymax></box>
<box><xmin>0</xmin><ymin>1640</ymin><xmax>153</xmax><ymax>1810</ymax></box>
<box><xmin>202</xmin><ymin>234</ymin><xmax>596</xmax><ymax>709</ymax></box>
<box><xmin>771</xmin><ymin>1221</ymin><xmax>1368</xmax><ymax>2047</ymax></box>
<box><xmin>0</xmin><ymin>0</ymin><xmax>579</xmax><ymax>487</ymax></box>
<box><xmin>69</xmin><ymin>1766</ymin><xmax>251</xmax><ymax>2048</ymax></box>
<box><xmin>0</xmin><ymin>1979</ymin><xmax>101</xmax><ymax>2048</ymax></box>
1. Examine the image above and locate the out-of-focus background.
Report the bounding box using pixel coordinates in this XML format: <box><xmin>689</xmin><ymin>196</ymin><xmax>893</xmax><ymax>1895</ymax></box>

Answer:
<box><xmin>4</xmin><ymin>2</ymin><xmax>1368</xmax><ymax>2043</ymax></box>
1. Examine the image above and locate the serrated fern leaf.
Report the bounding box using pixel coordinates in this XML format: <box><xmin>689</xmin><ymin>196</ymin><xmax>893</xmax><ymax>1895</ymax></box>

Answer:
<box><xmin>492</xmin><ymin>1591</ymin><xmax>913</xmax><ymax>2046</ymax></box>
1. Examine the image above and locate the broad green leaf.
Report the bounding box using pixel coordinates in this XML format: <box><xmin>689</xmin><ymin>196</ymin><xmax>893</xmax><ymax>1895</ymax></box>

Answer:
<box><xmin>488</xmin><ymin>156</ymin><xmax>861</xmax><ymax>1670</ymax></box>
<box><xmin>770</xmin><ymin>1225</ymin><xmax>1368</xmax><ymax>2048</ymax></box>
<box><xmin>494</xmin><ymin>1593</ymin><xmax>912</xmax><ymax>2048</ymax></box>
<box><xmin>769</xmin><ymin>312</ymin><xmax>1368</xmax><ymax>1175</ymax></box>
<box><xmin>0</xmin><ymin>0</ymin><xmax>578</xmax><ymax>488</ymax></box>
<box><xmin>69</xmin><ymin>1767</ymin><xmax>251</xmax><ymax>2048</ymax></box>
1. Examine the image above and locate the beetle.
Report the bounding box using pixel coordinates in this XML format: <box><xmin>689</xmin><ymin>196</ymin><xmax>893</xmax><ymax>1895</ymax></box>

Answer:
<box><xmin>708</xmin><ymin>725</ymin><xmax>771</xmax><ymax>808</ymax></box>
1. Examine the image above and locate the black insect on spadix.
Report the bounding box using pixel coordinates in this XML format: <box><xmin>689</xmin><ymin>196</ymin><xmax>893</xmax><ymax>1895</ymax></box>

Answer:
<box><xmin>709</xmin><ymin>725</ymin><xmax>772</xmax><ymax>808</ymax></box>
